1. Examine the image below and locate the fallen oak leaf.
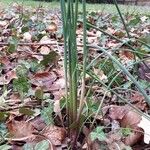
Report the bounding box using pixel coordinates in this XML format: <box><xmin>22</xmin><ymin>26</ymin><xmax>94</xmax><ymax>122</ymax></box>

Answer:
<box><xmin>109</xmin><ymin>105</ymin><xmax>143</xmax><ymax>146</ymax></box>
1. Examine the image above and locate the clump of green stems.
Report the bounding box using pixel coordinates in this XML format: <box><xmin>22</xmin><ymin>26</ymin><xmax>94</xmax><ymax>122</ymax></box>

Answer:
<box><xmin>60</xmin><ymin>0</ymin><xmax>150</xmax><ymax>148</ymax></box>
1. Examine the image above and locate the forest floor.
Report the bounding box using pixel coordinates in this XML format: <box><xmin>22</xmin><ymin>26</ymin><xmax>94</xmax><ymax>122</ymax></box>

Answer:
<box><xmin>0</xmin><ymin>2</ymin><xmax>150</xmax><ymax>150</ymax></box>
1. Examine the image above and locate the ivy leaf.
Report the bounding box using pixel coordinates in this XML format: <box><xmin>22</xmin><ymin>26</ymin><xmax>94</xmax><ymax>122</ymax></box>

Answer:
<box><xmin>35</xmin><ymin>87</ymin><xmax>44</xmax><ymax>100</ymax></box>
<box><xmin>41</xmin><ymin>104</ymin><xmax>54</xmax><ymax>125</ymax></box>
<box><xmin>23</xmin><ymin>143</ymin><xmax>34</xmax><ymax>150</ymax></box>
<box><xmin>121</xmin><ymin>128</ymin><xmax>132</xmax><ymax>137</ymax></box>
<box><xmin>16</xmin><ymin>64</ymin><xmax>28</xmax><ymax>77</ymax></box>
<box><xmin>0</xmin><ymin>144</ymin><xmax>11</xmax><ymax>150</ymax></box>
<box><xmin>34</xmin><ymin>140</ymin><xmax>49</xmax><ymax>150</ymax></box>
<box><xmin>40</xmin><ymin>51</ymin><xmax>59</xmax><ymax>66</ymax></box>
<box><xmin>7</xmin><ymin>36</ymin><xmax>18</xmax><ymax>53</ymax></box>
<box><xmin>0</xmin><ymin>112</ymin><xmax>8</xmax><ymax>122</ymax></box>
<box><xmin>13</xmin><ymin>76</ymin><xmax>30</xmax><ymax>96</ymax></box>
<box><xmin>19</xmin><ymin>107</ymin><xmax>35</xmax><ymax>116</ymax></box>
<box><xmin>90</xmin><ymin>126</ymin><xmax>106</xmax><ymax>141</ymax></box>
<box><xmin>21</xmin><ymin>26</ymin><xmax>29</xmax><ymax>33</ymax></box>
<box><xmin>128</xmin><ymin>15</ymin><xmax>140</xmax><ymax>26</ymax></box>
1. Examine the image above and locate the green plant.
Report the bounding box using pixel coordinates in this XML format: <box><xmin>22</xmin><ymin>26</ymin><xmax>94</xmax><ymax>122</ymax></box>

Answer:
<box><xmin>60</xmin><ymin>0</ymin><xmax>150</xmax><ymax>149</ymax></box>
<box><xmin>90</xmin><ymin>126</ymin><xmax>106</xmax><ymax>141</ymax></box>
<box><xmin>60</xmin><ymin>0</ymin><xmax>88</xmax><ymax>147</ymax></box>
<box><xmin>13</xmin><ymin>76</ymin><xmax>30</xmax><ymax>99</ymax></box>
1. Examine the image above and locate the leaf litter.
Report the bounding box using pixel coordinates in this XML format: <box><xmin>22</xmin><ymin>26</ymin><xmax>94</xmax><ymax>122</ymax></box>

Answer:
<box><xmin>0</xmin><ymin>2</ymin><xmax>150</xmax><ymax>150</ymax></box>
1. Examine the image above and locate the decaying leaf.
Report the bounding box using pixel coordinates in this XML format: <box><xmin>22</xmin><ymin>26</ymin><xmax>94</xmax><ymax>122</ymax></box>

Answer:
<box><xmin>23</xmin><ymin>32</ymin><xmax>32</xmax><ymax>41</ymax></box>
<box><xmin>40</xmin><ymin>51</ymin><xmax>60</xmax><ymax>66</ymax></box>
<box><xmin>109</xmin><ymin>105</ymin><xmax>143</xmax><ymax>146</ymax></box>
<box><xmin>138</xmin><ymin>60</ymin><xmax>150</xmax><ymax>82</ymax></box>
<box><xmin>93</xmin><ymin>68</ymin><xmax>108</xmax><ymax>82</ymax></box>
<box><xmin>30</xmin><ymin>72</ymin><xmax>57</xmax><ymax>90</ymax></box>
<box><xmin>47</xmin><ymin>22</ymin><xmax>57</xmax><ymax>32</ymax></box>
<box><xmin>0</xmin><ymin>70</ymin><xmax>17</xmax><ymax>85</ymax></box>
<box><xmin>40</xmin><ymin>36</ymin><xmax>52</xmax><ymax>44</ymax></box>
<box><xmin>7</xmin><ymin>120</ymin><xmax>36</xmax><ymax>141</ymax></box>
<box><xmin>41</xmin><ymin>125</ymin><xmax>66</xmax><ymax>145</ymax></box>
<box><xmin>40</xmin><ymin>46</ymin><xmax>50</xmax><ymax>55</ymax></box>
<box><xmin>130</xmin><ymin>91</ymin><xmax>148</xmax><ymax>111</ymax></box>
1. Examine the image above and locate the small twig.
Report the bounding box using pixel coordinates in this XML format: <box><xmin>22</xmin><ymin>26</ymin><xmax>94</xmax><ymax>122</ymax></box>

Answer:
<box><xmin>0</xmin><ymin>42</ymin><xmax>63</xmax><ymax>46</ymax></box>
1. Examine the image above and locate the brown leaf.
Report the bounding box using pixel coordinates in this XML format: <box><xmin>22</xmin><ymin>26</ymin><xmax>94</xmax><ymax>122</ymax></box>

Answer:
<box><xmin>41</xmin><ymin>125</ymin><xmax>66</xmax><ymax>146</ymax></box>
<box><xmin>123</xmin><ymin>128</ymin><xmax>143</xmax><ymax>146</ymax></box>
<box><xmin>130</xmin><ymin>91</ymin><xmax>148</xmax><ymax>111</ymax></box>
<box><xmin>119</xmin><ymin>50</ymin><xmax>134</xmax><ymax>60</ymax></box>
<box><xmin>40</xmin><ymin>46</ymin><xmax>50</xmax><ymax>55</ymax></box>
<box><xmin>138</xmin><ymin>60</ymin><xmax>150</xmax><ymax>82</ymax></box>
<box><xmin>109</xmin><ymin>105</ymin><xmax>129</xmax><ymax>120</ymax></box>
<box><xmin>47</xmin><ymin>22</ymin><xmax>57</xmax><ymax>33</ymax></box>
<box><xmin>0</xmin><ymin>56</ymin><xmax>10</xmax><ymax>66</ymax></box>
<box><xmin>109</xmin><ymin>105</ymin><xmax>143</xmax><ymax>146</ymax></box>
<box><xmin>30</xmin><ymin>116</ymin><xmax>46</xmax><ymax>131</ymax></box>
<box><xmin>0</xmin><ymin>70</ymin><xmax>17</xmax><ymax>85</ymax></box>
<box><xmin>30</xmin><ymin>72</ymin><xmax>57</xmax><ymax>90</ymax></box>
<box><xmin>7</xmin><ymin>120</ymin><xmax>36</xmax><ymax>141</ymax></box>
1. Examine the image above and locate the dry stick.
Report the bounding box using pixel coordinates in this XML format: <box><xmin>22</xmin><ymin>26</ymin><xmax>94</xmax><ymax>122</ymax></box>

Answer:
<box><xmin>0</xmin><ymin>42</ymin><xmax>63</xmax><ymax>46</ymax></box>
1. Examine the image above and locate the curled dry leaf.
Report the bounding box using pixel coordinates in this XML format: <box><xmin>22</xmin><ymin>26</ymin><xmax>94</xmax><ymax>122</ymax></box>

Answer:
<box><xmin>0</xmin><ymin>20</ymin><xmax>8</xmax><ymax>27</ymax></box>
<box><xmin>0</xmin><ymin>56</ymin><xmax>10</xmax><ymax>66</ymax></box>
<box><xmin>40</xmin><ymin>46</ymin><xmax>50</xmax><ymax>55</ymax></box>
<box><xmin>47</xmin><ymin>22</ymin><xmax>57</xmax><ymax>32</ymax></box>
<box><xmin>93</xmin><ymin>68</ymin><xmax>108</xmax><ymax>82</ymax></box>
<box><xmin>40</xmin><ymin>36</ymin><xmax>52</xmax><ymax>44</ymax></box>
<box><xmin>119</xmin><ymin>50</ymin><xmax>134</xmax><ymax>60</ymax></box>
<box><xmin>0</xmin><ymin>70</ymin><xmax>17</xmax><ymax>85</ymax></box>
<box><xmin>130</xmin><ymin>91</ymin><xmax>148</xmax><ymax>111</ymax></box>
<box><xmin>109</xmin><ymin>105</ymin><xmax>143</xmax><ymax>146</ymax></box>
<box><xmin>41</xmin><ymin>125</ymin><xmax>66</xmax><ymax>146</ymax></box>
<box><xmin>23</xmin><ymin>32</ymin><xmax>32</xmax><ymax>41</ymax></box>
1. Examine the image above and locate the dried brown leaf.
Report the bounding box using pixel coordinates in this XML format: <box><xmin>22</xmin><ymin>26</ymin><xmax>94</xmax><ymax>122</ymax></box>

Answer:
<box><xmin>30</xmin><ymin>72</ymin><xmax>57</xmax><ymax>90</ymax></box>
<box><xmin>42</xmin><ymin>125</ymin><xmax>66</xmax><ymax>146</ymax></box>
<box><xmin>7</xmin><ymin>120</ymin><xmax>36</xmax><ymax>141</ymax></box>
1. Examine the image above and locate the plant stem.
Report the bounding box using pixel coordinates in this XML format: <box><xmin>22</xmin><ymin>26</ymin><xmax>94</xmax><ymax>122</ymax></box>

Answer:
<box><xmin>77</xmin><ymin>0</ymin><xmax>87</xmax><ymax>121</ymax></box>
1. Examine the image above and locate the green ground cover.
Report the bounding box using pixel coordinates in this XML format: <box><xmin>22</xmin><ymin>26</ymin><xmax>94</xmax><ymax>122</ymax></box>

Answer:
<box><xmin>0</xmin><ymin>0</ymin><xmax>150</xmax><ymax>14</ymax></box>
